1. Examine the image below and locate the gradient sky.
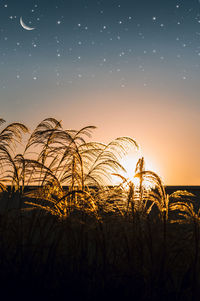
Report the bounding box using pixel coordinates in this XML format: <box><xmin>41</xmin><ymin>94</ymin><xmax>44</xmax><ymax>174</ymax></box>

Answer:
<box><xmin>0</xmin><ymin>0</ymin><xmax>200</xmax><ymax>185</ymax></box>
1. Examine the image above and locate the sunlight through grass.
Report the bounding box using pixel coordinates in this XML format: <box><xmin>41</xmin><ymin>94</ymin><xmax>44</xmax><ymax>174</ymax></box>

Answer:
<box><xmin>0</xmin><ymin>117</ymin><xmax>199</xmax><ymax>300</ymax></box>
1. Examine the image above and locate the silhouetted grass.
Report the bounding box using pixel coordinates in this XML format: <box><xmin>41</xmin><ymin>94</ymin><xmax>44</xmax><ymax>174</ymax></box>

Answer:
<box><xmin>0</xmin><ymin>117</ymin><xmax>199</xmax><ymax>300</ymax></box>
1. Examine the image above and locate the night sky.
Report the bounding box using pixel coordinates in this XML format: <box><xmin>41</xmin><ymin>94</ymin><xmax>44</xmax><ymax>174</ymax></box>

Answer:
<box><xmin>0</xmin><ymin>0</ymin><xmax>200</xmax><ymax>185</ymax></box>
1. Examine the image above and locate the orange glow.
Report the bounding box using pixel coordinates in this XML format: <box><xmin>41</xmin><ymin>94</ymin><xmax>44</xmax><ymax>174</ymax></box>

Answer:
<box><xmin>23</xmin><ymin>85</ymin><xmax>200</xmax><ymax>185</ymax></box>
<box><xmin>112</xmin><ymin>151</ymin><xmax>160</xmax><ymax>190</ymax></box>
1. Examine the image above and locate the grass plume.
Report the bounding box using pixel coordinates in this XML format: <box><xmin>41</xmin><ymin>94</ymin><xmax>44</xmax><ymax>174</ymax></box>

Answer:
<box><xmin>0</xmin><ymin>117</ymin><xmax>198</xmax><ymax>300</ymax></box>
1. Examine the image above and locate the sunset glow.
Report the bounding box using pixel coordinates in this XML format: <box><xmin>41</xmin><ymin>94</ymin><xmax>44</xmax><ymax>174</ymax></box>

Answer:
<box><xmin>114</xmin><ymin>152</ymin><xmax>158</xmax><ymax>190</ymax></box>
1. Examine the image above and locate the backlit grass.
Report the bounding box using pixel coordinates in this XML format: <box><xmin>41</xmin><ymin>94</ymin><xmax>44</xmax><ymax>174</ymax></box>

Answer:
<box><xmin>0</xmin><ymin>117</ymin><xmax>199</xmax><ymax>300</ymax></box>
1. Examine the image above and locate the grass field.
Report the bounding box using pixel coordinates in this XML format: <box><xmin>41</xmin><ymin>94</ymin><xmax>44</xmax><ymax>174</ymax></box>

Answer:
<box><xmin>0</xmin><ymin>118</ymin><xmax>199</xmax><ymax>300</ymax></box>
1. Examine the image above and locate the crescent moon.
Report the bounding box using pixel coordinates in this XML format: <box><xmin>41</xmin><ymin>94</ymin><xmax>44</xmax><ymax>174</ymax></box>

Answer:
<box><xmin>20</xmin><ymin>17</ymin><xmax>35</xmax><ymax>31</ymax></box>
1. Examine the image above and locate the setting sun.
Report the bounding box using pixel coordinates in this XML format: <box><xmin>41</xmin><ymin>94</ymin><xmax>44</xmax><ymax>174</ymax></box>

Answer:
<box><xmin>112</xmin><ymin>151</ymin><xmax>162</xmax><ymax>190</ymax></box>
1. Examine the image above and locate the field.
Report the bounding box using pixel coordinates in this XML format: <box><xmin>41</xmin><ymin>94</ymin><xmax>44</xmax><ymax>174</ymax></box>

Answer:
<box><xmin>0</xmin><ymin>118</ymin><xmax>199</xmax><ymax>300</ymax></box>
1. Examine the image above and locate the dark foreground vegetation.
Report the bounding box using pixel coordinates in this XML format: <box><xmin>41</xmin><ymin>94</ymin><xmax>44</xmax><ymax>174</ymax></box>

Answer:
<box><xmin>0</xmin><ymin>118</ymin><xmax>199</xmax><ymax>300</ymax></box>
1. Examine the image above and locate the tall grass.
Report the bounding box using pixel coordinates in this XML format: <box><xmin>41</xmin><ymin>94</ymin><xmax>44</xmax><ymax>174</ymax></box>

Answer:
<box><xmin>0</xmin><ymin>117</ymin><xmax>199</xmax><ymax>300</ymax></box>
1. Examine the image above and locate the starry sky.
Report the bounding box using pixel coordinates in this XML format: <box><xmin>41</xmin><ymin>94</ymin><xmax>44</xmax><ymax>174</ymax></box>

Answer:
<box><xmin>0</xmin><ymin>0</ymin><xmax>200</xmax><ymax>185</ymax></box>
